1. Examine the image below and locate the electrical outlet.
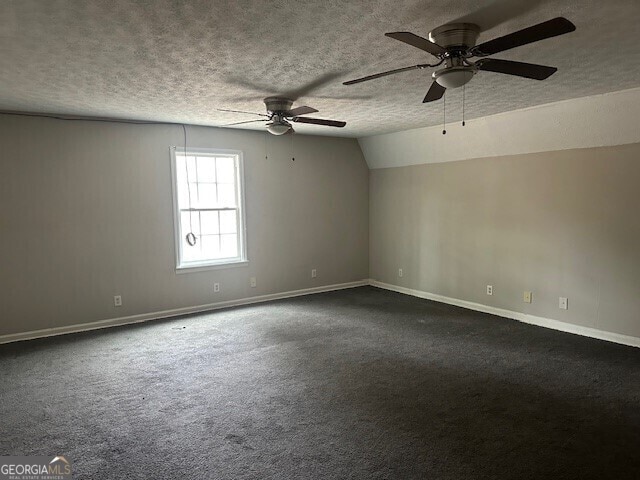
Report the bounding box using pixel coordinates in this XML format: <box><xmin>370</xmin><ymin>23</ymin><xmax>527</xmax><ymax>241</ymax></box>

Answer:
<box><xmin>486</xmin><ymin>285</ymin><xmax>493</xmax><ymax>296</ymax></box>
<box><xmin>398</xmin><ymin>268</ymin><xmax>403</xmax><ymax>278</ymax></box>
<box><xmin>559</xmin><ymin>297</ymin><xmax>568</xmax><ymax>310</ymax></box>
<box><xmin>311</xmin><ymin>269</ymin><xmax>317</xmax><ymax>278</ymax></box>
<box><xmin>213</xmin><ymin>283</ymin><xmax>220</xmax><ymax>293</ymax></box>
<box><xmin>250</xmin><ymin>277</ymin><xmax>257</xmax><ymax>288</ymax></box>
<box><xmin>524</xmin><ymin>291</ymin><xmax>532</xmax><ymax>303</ymax></box>
<box><xmin>114</xmin><ymin>295</ymin><xmax>122</xmax><ymax>307</ymax></box>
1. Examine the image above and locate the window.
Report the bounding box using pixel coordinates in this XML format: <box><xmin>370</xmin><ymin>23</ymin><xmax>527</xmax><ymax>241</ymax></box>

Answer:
<box><xmin>170</xmin><ymin>147</ymin><xmax>247</xmax><ymax>271</ymax></box>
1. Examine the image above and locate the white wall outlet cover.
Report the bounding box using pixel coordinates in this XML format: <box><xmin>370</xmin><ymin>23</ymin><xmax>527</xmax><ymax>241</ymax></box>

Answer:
<box><xmin>311</xmin><ymin>269</ymin><xmax>317</xmax><ymax>278</ymax></box>
<box><xmin>559</xmin><ymin>297</ymin><xmax>568</xmax><ymax>310</ymax></box>
<box><xmin>214</xmin><ymin>283</ymin><xmax>220</xmax><ymax>293</ymax></box>
<box><xmin>524</xmin><ymin>291</ymin><xmax>532</xmax><ymax>303</ymax></box>
<box><xmin>486</xmin><ymin>285</ymin><xmax>493</xmax><ymax>296</ymax></box>
<box><xmin>114</xmin><ymin>295</ymin><xmax>122</xmax><ymax>307</ymax></box>
<box><xmin>250</xmin><ymin>277</ymin><xmax>257</xmax><ymax>288</ymax></box>
<box><xmin>398</xmin><ymin>268</ymin><xmax>403</xmax><ymax>278</ymax></box>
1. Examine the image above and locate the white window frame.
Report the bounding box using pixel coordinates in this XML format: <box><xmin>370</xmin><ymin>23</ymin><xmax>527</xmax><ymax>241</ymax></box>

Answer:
<box><xmin>169</xmin><ymin>146</ymin><xmax>248</xmax><ymax>272</ymax></box>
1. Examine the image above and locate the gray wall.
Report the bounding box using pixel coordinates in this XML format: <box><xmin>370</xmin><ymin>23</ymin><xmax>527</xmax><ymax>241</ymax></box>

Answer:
<box><xmin>0</xmin><ymin>115</ymin><xmax>369</xmax><ymax>337</ymax></box>
<box><xmin>370</xmin><ymin>143</ymin><xmax>640</xmax><ymax>339</ymax></box>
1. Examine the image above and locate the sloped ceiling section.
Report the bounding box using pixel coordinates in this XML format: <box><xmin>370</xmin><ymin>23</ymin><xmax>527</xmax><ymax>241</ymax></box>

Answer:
<box><xmin>0</xmin><ymin>0</ymin><xmax>639</xmax><ymax>137</ymax></box>
<box><xmin>359</xmin><ymin>87</ymin><xmax>640</xmax><ymax>168</ymax></box>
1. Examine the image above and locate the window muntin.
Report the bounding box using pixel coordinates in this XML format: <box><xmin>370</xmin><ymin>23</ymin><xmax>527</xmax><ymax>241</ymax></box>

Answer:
<box><xmin>171</xmin><ymin>148</ymin><xmax>247</xmax><ymax>270</ymax></box>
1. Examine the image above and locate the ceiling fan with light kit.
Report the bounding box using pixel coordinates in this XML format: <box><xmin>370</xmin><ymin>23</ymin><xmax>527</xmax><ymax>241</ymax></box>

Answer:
<box><xmin>344</xmin><ymin>17</ymin><xmax>576</xmax><ymax>105</ymax></box>
<box><xmin>219</xmin><ymin>97</ymin><xmax>346</xmax><ymax>135</ymax></box>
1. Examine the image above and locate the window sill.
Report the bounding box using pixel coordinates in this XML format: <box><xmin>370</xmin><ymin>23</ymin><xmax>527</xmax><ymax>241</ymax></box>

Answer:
<box><xmin>175</xmin><ymin>260</ymin><xmax>249</xmax><ymax>274</ymax></box>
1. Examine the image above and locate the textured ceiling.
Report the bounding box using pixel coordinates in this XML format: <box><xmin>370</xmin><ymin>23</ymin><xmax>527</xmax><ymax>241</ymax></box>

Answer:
<box><xmin>1</xmin><ymin>0</ymin><xmax>639</xmax><ymax>137</ymax></box>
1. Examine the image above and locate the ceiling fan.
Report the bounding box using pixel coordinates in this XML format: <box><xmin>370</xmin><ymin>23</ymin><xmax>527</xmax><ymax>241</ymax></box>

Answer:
<box><xmin>343</xmin><ymin>17</ymin><xmax>576</xmax><ymax>102</ymax></box>
<box><xmin>219</xmin><ymin>97</ymin><xmax>346</xmax><ymax>135</ymax></box>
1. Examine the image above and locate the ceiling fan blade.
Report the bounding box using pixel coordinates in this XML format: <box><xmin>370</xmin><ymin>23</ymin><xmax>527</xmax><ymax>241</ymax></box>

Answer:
<box><xmin>286</xmin><ymin>106</ymin><xmax>319</xmax><ymax>117</ymax></box>
<box><xmin>476</xmin><ymin>58</ymin><xmax>557</xmax><ymax>80</ymax></box>
<box><xmin>222</xmin><ymin>119</ymin><xmax>269</xmax><ymax>126</ymax></box>
<box><xmin>217</xmin><ymin>108</ymin><xmax>268</xmax><ymax>117</ymax></box>
<box><xmin>343</xmin><ymin>64</ymin><xmax>431</xmax><ymax>85</ymax></box>
<box><xmin>423</xmin><ymin>81</ymin><xmax>446</xmax><ymax>103</ymax></box>
<box><xmin>471</xmin><ymin>17</ymin><xmax>576</xmax><ymax>56</ymax></box>
<box><xmin>291</xmin><ymin>117</ymin><xmax>346</xmax><ymax>128</ymax></box>
<box><xmin>385</xmin><ymin>32</ymin><xmax>447</xmax><ymax>56</ymax></box>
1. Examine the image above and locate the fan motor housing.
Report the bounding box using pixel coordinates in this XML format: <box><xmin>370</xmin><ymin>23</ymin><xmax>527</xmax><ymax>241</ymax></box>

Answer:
<box><xmin>429</xmin><ymin>23</ymin><xmax>480</xmax><ymax>51</ymax></box>
<box><xmin>264</xmin><ymin>97</ymin><xmax>293</xmax><ymax>113</ymax></box>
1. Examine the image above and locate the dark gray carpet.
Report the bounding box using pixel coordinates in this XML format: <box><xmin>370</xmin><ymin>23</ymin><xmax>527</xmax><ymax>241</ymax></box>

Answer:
<box><xmin>1</xmin><ymin>286</ymin><xmax>639</xmax><ymax>479</ymax></box>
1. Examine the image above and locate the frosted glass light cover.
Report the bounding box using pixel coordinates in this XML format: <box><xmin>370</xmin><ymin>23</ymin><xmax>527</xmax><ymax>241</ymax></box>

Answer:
<box><xmin>435</xmin><ymin>69</ymin><xmax>474</xmax><ymax>89</ymax></box>
<box><xmin>266</xmin><ymin>123</ymin><xmax>291</xmax><ymax>135</ymax></box>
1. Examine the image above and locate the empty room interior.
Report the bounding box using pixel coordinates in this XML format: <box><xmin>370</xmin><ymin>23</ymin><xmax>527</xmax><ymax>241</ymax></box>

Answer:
<box><xmin>1</xmin><ymin>0</ymin><xmax>639</xmax><ymax>478</ymax></box>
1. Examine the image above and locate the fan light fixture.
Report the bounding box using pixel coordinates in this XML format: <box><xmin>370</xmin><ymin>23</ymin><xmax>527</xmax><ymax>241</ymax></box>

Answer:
<box><xmin>433</xmin><ymin>67</ymin><xmax>475</xmax><ymax>89</ymax></box>
<box><xmin>266</xmin><ymin>122</ymin><xmax>291</xmax><ymax>135</ymax></box>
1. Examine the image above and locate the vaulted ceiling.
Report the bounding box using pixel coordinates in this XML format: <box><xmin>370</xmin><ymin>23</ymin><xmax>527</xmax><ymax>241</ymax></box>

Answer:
<box><xmin>1</xmin><ymin>0</ymin><xmax>639</xmax><ymax>137</ymax></box>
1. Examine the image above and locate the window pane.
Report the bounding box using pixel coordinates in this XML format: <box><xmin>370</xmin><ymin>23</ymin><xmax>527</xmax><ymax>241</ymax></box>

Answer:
<box><xmin>176</xmin><ymin>155</ymin><xmax>187</xmax><ymax>188</ymax></box>
<box><xmin>216</xmin><ymin>157</ymin><xmax>235</xmax><ymax>183</ymax></box>
<box><xmin>217</xmin><ymin>184</ymin><xmax>236</xmax><ymax>207</ymax></box>
<box><xmin>196</xmin><ymin>184</ymin><xmax>217</xmax><ymax>207</ymax></box>
<box><xmin>219</xmin><ymin>210</ymin><xmax>237</xmax><ymax>234</ymax></box>
<box><xmin>177</xmin><ymin>180</ymin><xmax>190</xmax><ymax>209</ymax></box>
<box><xmin>176</xmin><ymin>155</ymin><xmax>193</xmax><ymax>209</ymax></box>
<box><xmin>180</xmin><ymin>211</ymin><xmax>200</xmax><ymax>235</ymax></box>
<box><xmin>185</xmin><ymin>156</ymin><xmax>197</xmax><ymax>183</ymax></box>
<box><xmin>220</xmin><ymin>234</ymin><xmax>238</xmax><ymax>258</ymax></box>
<box><xmin>200</xmin><ymin>211</ymin><xmax>219</xmax><ymax>235</ymax></box>
<box><xmin>181</xmin><ymin>234</ymin><xmax>202</xmax><ymax>262</ymax></box>
<box><xmin>200</xmin><ymin>234</ymin><xmax>220</xmax><ymax>259</ymax></box>
<box><xmin>196</xmin><ymin>156</ymin><xmax>216</xmax><ymax>182</ymax></box>
<box><xmin>178</xmin><ymin>182</ymin><xmax>198</xmax><ymax>210</ymax></box>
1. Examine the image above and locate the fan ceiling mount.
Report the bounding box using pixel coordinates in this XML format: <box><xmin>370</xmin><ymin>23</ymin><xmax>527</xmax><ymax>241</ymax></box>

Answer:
<box><xmin>344</xmin><ymin>17</ymin><xmax>576</xmax><ymax>103</ymax></box>
<box><xmin>219</xmin><ymin>97</ymin><xmax>346</xmax><ymax>135</ymax></box>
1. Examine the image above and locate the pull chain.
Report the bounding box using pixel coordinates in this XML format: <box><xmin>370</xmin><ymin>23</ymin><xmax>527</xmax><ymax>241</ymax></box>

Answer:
<box><xmin>442</xmin><ymin>92</ymin><xmax>447</xmax><ymax>135</ymax></box>
<box><xmin>264</xmin><ymin>131</ymin><xmax>268</xmax><ymax>160</ymax></box>
<box><xmin>290</xmin><ymin>130</ymin><xmax>295</xmax><ymax>161</ymax></box>
<box><xmin>462</xmin><ymin>85</ymin><xmax>466</xmax><ymax>127</ymax></box>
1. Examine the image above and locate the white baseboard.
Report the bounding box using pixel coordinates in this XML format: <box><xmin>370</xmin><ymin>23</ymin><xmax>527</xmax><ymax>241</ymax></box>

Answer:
<box><xmin>369</xmin><ymin>280</ymin><xmax>640</xmax><ymax>349</ymax></box>
<box><xmin>0</xmin><ymin>280</ymin><xmax>368</xmax><ymax>345</ymax></box>
<box><xmin>4</xmin><ymin>279</ymin><xmax>638</xmax><ymax>349</ymax></box>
